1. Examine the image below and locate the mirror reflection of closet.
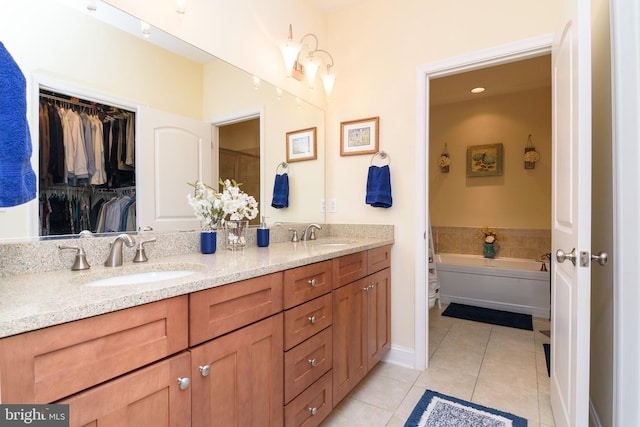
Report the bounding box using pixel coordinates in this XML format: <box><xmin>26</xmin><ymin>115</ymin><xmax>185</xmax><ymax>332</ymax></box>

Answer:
<box><xmin>38</xmin><ymin>89</ymin><xmax>137</xmax><ymax>236</ymax></box>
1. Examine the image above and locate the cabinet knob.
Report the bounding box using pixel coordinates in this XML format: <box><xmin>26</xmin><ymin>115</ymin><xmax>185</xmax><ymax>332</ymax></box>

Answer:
<box><xmin>308</xmin><ymin>358</ymin><xmax>318</xmax><ymax>367</ymax></box>
<box><xmin>308</xmin><ymin>407</ymin><xmax>318</xmax><ymax>416</ymax></box>
<box><xmin>199</xmin><ymin>364</ymin><xmax>211</xmax><ymax>377</ymax></box>
<box><xmin>177</xmin><ymin>377</ymin><xmax>190</xmax><ymax>390</ymax></box>
<box><xmin>307</xmin><ymin>278</ymin><xmax>317</xmax><ymax>287</ymax></box>
<box><xmin>308</xmin><ymin>315</ymin><xmax>317</xmax><ymax>324</ymax></box>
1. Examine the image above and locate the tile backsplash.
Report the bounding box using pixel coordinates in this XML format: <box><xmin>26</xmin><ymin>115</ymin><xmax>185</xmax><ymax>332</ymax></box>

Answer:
<box><xmin>431</xmin><ymin>226</ymin><xmax>551</xmax><ymax>261</ymax></box>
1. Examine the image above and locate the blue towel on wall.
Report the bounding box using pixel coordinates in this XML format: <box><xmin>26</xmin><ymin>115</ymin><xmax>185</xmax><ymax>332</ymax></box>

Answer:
<box><xmin>0</xmin><ymin>41</ymin><xmax>36</xmax><ymax>207</ymax></box>
<box><xmin>271</xmin><ymin>173</ymin><xmax>289</xmax><ymax>209</ymax></box>
<box><xmin>366</xmin><ymin>165</ymin><xmax>392</xmax><ymax>208</ymax></box>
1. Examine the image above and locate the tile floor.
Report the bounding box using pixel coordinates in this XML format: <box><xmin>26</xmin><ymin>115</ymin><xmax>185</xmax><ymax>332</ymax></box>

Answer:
<box><xmin>321</xmin><ymin>304</ymin><xmax>555</xmax><ymax>426</ymax></box>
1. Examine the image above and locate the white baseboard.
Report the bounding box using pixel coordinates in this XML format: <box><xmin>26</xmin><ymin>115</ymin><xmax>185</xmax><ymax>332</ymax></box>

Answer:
<box><xmin>382</xmin><ymin>344</ymin><xmax>418</xmax><ymax>370</ymax></box>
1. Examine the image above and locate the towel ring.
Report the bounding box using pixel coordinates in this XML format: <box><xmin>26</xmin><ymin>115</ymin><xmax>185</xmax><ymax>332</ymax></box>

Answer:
<box><xmin>275</xmin><ymin>161</ymin><xmax>288</xmax><ymax>174</ymax></box>
<box><xmin>370</xmin><ymin>151</ymin><xmax>390</xmax><ymax>166</ymax></box>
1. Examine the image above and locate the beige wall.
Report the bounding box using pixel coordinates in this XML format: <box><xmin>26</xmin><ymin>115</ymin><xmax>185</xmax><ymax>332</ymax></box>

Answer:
<box><xmin>325</xmin><ymin>0</ymin><xmax>561</xmax><ymax>351</ymax></box>
<box><xmin>429</xmin><ymin>87</ymin><xmax>552</xmax><ymax>230</ymax></box>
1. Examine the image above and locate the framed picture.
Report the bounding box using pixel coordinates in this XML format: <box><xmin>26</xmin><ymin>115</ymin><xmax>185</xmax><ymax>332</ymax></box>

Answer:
<box><xmin>466</xmin><ymin>143</ymin><xmax>504</xmax><ymax>177</ymax></box>
<box><xmin>340</xmin><ymin>116</ymin><xmax>379</xmax><ymax>156</ymax></box>
<box><xmin>286</xmin><ymin>127</ymin><xmax>317</xmax><ymax>162</ymax></box>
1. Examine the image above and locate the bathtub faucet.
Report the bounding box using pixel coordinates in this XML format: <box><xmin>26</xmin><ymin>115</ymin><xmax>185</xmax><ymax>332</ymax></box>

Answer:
<box><xmin>540</xmin><ymin>253</ymin><xmax>551</xmax><ymax>272</ymax></box>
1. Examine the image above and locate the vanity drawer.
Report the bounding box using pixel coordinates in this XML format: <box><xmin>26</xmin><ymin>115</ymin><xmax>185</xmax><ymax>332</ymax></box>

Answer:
<box><xmin>368</xmin><ymin>245</ymin><xmax>391</xmax><ymax>274</ymax></box>
<box><xmin>332</xmin><ymin>251</ymin><xmax>367</xmax><ymax>289</ymax></box>
<box><xmin>284</xmin><ymin>370</ymin><xmax>333</xmax><ymax>427</ymax></box>
<box><xmin>0</xmin><ymin>296</ymin><xmax>188</xmax><ymax>404</ymax></box>
<box><xmin>284</xmin><ymin>326</ymin><xmax>332</xmax><ymax>404</ymax></box>
<box><xmin>284</xmin><ymin>294</ymin><xmax>332</xmax><ymax>350</ymax></box>
<box><xmin>283</xmin><ymin>261</ymin><xmax>332</xmax><ymax>309</ymax></box>
<box><xmin>189</xmin><ymin>272</ymin><xmax>283</xmax><ymax>346</ymax></box>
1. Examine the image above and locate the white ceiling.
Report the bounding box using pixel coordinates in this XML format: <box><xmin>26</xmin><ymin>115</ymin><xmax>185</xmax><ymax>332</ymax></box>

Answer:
<box><xmin>430</xmin><ymin>55</ymin><xmax>552</xmax><ymax>106</ymax></box>
<box><xmin>307</xmin><ymin>0</ymin><xmax>366</xmax><ymax>13</ymax></box>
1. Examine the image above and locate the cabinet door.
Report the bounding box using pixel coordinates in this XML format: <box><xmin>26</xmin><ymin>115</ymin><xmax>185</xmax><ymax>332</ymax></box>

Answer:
<box><xmin>59</xmin><ymin>352</ymin><xmax>191</xmax><ymax>427</ymax></box>
<box><xmin>366</xmin><ymin>268</ymin><xmax>391</xmax><ymax>368</ymax></box>
<box><xmin>191</xmin><ymin>313</ymin><xmax>284</xmax><ymax>427</ymax></box>
<box><xmin>332</xmin><ymin>279</ymin><xmax>367</xmax><ymax>406</ymax></box>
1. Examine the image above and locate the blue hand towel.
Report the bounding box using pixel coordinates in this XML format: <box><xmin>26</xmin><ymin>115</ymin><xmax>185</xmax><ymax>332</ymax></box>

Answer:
<box><xmin>366</xmin><ymin>165</ymin><xmax>392</xmax><ymax>208</ymax></box>
<box><xmin>271</xmin><ymin>173</ymin><xmax>289</xmax><ymax>209</ymax></box>
<box><xmin>0</xmin><ymin>42</ymin><xmax>36</xmax><ymax>207</ymax></box>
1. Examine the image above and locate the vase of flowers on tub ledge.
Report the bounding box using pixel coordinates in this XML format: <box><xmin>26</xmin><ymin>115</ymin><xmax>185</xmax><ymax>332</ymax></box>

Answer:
<box><xmin>479</xmin><ymin>225</ymin><xmax>499</xmax><ymax>259</ymax></box>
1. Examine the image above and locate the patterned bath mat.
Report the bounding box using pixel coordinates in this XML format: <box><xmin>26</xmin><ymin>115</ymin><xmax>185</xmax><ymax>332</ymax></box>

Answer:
<box><xmin>405</xmin><ymin>390</ymin><xmax>527</xmax><ymax>427</ymax></box>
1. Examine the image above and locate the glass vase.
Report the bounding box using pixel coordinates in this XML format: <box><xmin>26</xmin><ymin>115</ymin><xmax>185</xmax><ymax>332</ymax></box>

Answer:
<box><xmin>483</xmin><ymin>242</ymin><xmax>496</xmax><ymax>259</ymax></box>
<box><xmin>225</xmin><ymin>220</ymin><xmax>248</xmax><ymax>250</ymax></box>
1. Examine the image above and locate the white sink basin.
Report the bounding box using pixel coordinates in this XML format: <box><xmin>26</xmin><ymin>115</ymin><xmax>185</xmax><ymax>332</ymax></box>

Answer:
<box><xmin>83</xmin><ymin>270</ymin><xmax>199</xmax><ymax>287</ymax></box>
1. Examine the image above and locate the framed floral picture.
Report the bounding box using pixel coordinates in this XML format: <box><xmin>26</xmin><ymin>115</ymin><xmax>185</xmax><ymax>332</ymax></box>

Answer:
<box><xmin>340</xmin><ymin>116</ymin><xmax>379</xmax><ymax>156</ymax></box>
<box><xmin>466</xmin><ymin>143</ymin><xmax>504</xmax><ymax>177</ymax></box>
<box><xmin>286</xmin><ymin>127</ymin><xmax>317</xmax><ymax>162</ymax></box>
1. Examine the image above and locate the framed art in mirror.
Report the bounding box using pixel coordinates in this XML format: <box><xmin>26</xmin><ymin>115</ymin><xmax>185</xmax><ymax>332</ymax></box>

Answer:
<box><xmin>286</xmin><ymin>127</ymin><xmax>317</xmax><ymax>162</ymax></box>
<box><xmin>466</xmin><ymin>143</ymin><xmax>504</xmax><ymax>177</ymax></box>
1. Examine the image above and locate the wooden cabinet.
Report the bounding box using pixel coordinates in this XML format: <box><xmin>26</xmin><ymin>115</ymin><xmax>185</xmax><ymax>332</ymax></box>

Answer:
<box><xmin>332</xmin><ymin>245</ymin><xmax>391</xmax><ymax>406</ymax></box>
<box><xmin>0</xmin><ymin>243</ymin><xmax>391</xmax><ymax>427</ymax></box>
<box><xmin>283</xmin><ymin>261</ymin><xmax>334</xmax><ymax>427</ymax></box>
<box><xmin>0</xmin><ymin>296</ymin><xmax>189</xmax><ymax>404</ymax></box>
<box><xmin>190</xmin><ymin>313</ymin><xmax>284</xmax><ymax>427</ymax></box>
<box><xmin>59</xmin><ymin>352</ymin><xmax>192</xmax><ymax>427</ymax></box>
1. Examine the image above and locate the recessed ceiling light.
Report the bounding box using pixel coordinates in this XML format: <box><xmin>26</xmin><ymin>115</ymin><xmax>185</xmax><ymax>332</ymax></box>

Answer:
<box><xmin>470</xmin><ymin>87</ymin><xmax>486</xmax><ymax>94</ymax></box>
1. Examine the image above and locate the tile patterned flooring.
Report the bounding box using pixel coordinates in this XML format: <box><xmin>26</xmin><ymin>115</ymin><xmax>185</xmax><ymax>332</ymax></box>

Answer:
<box><xmin>321</xmin><ymin>304</ymin><xmax>555</xmax><ymax>426</ymax></box>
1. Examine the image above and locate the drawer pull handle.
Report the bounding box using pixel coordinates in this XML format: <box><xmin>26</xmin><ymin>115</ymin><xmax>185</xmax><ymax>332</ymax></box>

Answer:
<box><xmin>309</xmin><ymin>358</ymin><xmax>318</xmax><ymax>367</ymax></box>
<box><xmin>309</xmin><ymin>407</ymin><xmax>318</xmax><ymax>416</ymax></box>
<box><xmin>308</xmin><ymin>278</ymin><xmax>317</xmax><ymax>287</ymax></box>
<box><xmin>199</xmin><ymin>365</ymin><xmax>211</xmax><ymax>377</ymax></box>
<box><xmin>177</xmin><ymin>377</ymin><xmax>191</xmax><ymax>390</ymax></box>
<box><xmin>308</xmin><ymin>315</ymin><xmax>317</xmax><ymax>324</ymax></box>
<box><xmin>363</xmin><ymin>284</ymin><xmax>373</xmax><ymax>292</ymax></box>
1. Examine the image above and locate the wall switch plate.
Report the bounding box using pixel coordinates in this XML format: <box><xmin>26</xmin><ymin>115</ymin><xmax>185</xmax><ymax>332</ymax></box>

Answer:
<box><xmin>320</xmin><ymin>199</ymin><xmax>326</xmax><ymax>213</ymax></box>
<box><xmin>329</xmin><ymin>198</ymin><xmax>337</xmax><ymax>213</ymax></box>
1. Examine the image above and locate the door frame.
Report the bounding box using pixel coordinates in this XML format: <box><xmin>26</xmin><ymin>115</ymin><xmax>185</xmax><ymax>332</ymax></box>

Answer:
<box><xmin>209</xmin><ymin>106</ymin><xmax>264</xmax><ymax>218</ymax></box>
<box><xmin>414</xmin><ymin>34</ymin><xmax>553</xmax><ymax>370</ymax></box>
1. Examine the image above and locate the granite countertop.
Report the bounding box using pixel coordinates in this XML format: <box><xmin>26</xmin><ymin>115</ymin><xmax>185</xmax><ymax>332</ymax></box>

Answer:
<box><xmin>0</xmin><ymin>237</ymin><xmax>392</xmax><ymax>339</ymax></box>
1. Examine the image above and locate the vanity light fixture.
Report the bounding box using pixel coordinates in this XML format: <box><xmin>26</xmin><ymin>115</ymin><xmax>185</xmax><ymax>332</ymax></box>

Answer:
<box><xmin>176</xmin><ymin>0</ymin><xmax>187</xmax><ymax>14</ymax></box>
<box><xmin>281</xmin><ymin>24</ymin><xmax>336</xmax><ymax>97</ymax></box>
<box><xmin>470</xmin><ymin>87</ymin><xmax>486</xmax><ymax>94</ymax></box>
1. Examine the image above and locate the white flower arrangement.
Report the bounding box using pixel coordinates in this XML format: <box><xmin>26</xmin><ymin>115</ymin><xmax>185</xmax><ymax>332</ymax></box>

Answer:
<box><xmin>187</xmin><ymin>179</ymin><xmax>258</xmax><ymax>231</ymax></box>
<box><xmin>438</xmin><ymin>155</ymin><xmax>451</xmax><ymax>168</ymax></box>
<box><xmin>479</xmin><ymin>225</ymin><xmax>499</xmax><ymax>244</ymax></box>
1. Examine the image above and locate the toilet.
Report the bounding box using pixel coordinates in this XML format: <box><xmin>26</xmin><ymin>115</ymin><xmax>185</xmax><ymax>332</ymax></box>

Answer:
<box><xmin>428</xmin><ymin>272</ymin><xmax>440</xmax><ymax>309</ymax></box>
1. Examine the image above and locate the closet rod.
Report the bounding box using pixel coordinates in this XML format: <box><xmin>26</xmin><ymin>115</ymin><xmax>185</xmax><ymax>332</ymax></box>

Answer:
<box><xmin>40</xmin><ymin>92</ymin><xmax>102</xmax><ymax>110</ymax></box>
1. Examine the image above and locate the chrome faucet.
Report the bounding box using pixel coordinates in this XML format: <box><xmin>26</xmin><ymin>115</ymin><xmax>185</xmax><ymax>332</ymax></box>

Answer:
<box><xmin>104</xmin><ymin>234</ymin><xmax>135</xmax><ymax>267</ymax></box>
<box><xmin>302</xmin><ymin>224</ymin><xmax>322</xmax><ymax>241</ymax></box>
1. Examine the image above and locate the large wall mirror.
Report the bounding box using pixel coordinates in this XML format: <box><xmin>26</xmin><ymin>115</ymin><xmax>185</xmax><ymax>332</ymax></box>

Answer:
<box><xmin>0</xmin><ymin>0</ymin><xmax>325</xmax><ymax>241</ymax></box>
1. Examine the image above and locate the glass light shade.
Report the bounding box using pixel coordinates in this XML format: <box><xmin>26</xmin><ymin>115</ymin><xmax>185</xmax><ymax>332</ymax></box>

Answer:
<box><xmin>322</xmin><ymin>70</ymin><xmax>336</xmax><ymax>98</ymax></box>
<box><xmin>281</xmin><ymin>40</ymin><xmax>301</xmax><ymax>77</ymax></box>
<box><xmin>303</xmin><ymin>55</ymin><xmax>320</xmax><ymax>89</ymax></box>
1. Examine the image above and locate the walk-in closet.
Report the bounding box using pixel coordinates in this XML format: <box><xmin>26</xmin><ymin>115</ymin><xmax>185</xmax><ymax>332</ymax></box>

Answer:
<box><xmin>38</xmin><ymin>89</ymin><xmax>136</xmax><ymax>236</ymax></box>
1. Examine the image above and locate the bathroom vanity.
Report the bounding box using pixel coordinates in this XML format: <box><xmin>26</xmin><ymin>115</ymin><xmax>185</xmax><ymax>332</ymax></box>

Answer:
<box><xmin>0</xmin><ymin>234</ymin><xmax>392</xmax><ymax>427</ymax></box>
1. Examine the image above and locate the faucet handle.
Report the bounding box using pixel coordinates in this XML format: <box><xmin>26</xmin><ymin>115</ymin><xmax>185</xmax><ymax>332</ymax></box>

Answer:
<box><xmin>289</xmin><ymin>228</ymin><xmax>299</xmax><ymax>242</ymax></box>
<box><xmin>59</xmin><ymin>245</ymin><xmax>91</xmax><ymax>271</ymax></box>
<box><xmin>133</xmin><ymin>237</ymin><xmax>157</xmax><ymax>263</ymax></box>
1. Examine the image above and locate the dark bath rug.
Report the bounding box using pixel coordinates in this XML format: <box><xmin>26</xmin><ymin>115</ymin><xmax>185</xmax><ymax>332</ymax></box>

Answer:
<box><xmin>441</xmin><ymin>303</ymin><xmax>533</xmax><ymax>331</ymax></box>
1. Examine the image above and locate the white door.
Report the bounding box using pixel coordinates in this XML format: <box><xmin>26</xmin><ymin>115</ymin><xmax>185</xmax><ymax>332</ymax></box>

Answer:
<box><xmin>137</xmin><ymin>107</ymin><xmax>211</xmax><ymax>232</ymax></box>
<box><xmin>551</xmin><ymin>0</ymin><xmax>592</xmax><ymax>425</ymax></box>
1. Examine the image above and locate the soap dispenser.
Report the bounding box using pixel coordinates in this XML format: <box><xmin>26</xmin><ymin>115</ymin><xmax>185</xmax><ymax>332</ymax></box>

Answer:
<box><xmin>257</xmin><ymin>216</ymin><xmax>270</xmax><ymax>247</ymax></box>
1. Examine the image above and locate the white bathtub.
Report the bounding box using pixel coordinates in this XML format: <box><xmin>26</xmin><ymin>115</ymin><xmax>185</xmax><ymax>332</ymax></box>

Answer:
<box><xmin>435</xmin><ymin>253</ymin><xmax>550</xmax><ymax>318</ymax></box>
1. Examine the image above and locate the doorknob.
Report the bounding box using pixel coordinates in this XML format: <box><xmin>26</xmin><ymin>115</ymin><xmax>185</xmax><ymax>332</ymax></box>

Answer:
<box><xmin>556</xmin><ymin>248</ymin><xmax>576</xmax><ymax>266</ymax></box>
<box><xmin>591</xmin><ymin>251</ymin><xmax>608</xmax><ymax>266</ymax></box>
